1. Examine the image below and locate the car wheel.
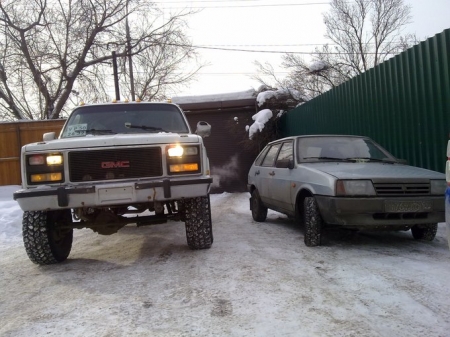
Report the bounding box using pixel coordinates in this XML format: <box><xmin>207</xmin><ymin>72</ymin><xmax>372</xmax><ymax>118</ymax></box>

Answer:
<box><xmin>183</xmin><ymin>196</ymin><xmax>213</xmax><ymax>249</ymax></box>
<box><xmin>251</xmin><ymin>189</ymin><xmax>267</xmax><ymax>222</ymax></box>
<box><xmin>411</xmin><ymin>223</ymin><xmax>438</xmax><ymax>241</ymax></box>
<box><xmin>22</xmin><ymin>210</ymin><xmax>73</xmax><ymax>265</ymax></box>
<box><xmin>303</xmin><ymin>197</ymin><xmax>323</xmax><ymax>247</ymax></box>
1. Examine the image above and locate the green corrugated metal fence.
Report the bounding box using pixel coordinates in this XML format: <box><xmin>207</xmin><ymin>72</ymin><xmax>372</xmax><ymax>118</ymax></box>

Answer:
<box><xmin>279</xmin><ymin>28</ymin><xmax>450</xmax><ymax>173</ymax></box>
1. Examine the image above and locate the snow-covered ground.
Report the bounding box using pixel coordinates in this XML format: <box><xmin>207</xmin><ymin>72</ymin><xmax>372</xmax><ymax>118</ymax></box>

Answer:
<box><xmin>1</xmin><ymin>185</ymin><xmax>449</xmax><ymax>337</ymax></box>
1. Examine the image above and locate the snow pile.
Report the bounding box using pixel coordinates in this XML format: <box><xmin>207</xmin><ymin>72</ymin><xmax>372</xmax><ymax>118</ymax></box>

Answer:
<box><xmin>247</xmin><ymin>109</ymin><xmax>273</xmax><ymax>139</ymax></box>
<box><xmin>256</xmin><ymin>88</ymin><xmax>304</xmax><ymax>107</ymax></box>
<box><xmin>0</xmin><ymin>185</ymin><xmax>23</xmax><ymax>243</ymax></box>
<box><xmin>309</xmin><ymin>61</ymin><xmax>328</xmax><ymax>72</ymax></box>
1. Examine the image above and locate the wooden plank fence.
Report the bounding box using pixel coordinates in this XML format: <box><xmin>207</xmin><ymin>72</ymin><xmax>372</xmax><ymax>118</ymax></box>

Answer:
<box><xmin>0</xmin><ymin>120</ymin><xmax>66</xmax><ymax>186</ymax></box>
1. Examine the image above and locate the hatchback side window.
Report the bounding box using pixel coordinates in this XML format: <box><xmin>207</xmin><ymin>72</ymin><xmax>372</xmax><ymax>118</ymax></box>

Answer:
<box><xmin>261</xmin><ymin>144</ymin><xmax>281</xmax><ymax>167</ymax></box>
<box><xmin>276</xmin><ymin>141</ymin><xmax>293</xmax><ymax>164</ymax></box>
<box><xmin>254</xmin><ymin>146</ymin><xmax>270</xmax><ymax>166</ymax></box>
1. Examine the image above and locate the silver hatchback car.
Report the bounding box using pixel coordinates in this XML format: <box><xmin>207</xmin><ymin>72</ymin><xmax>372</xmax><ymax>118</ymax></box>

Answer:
<box><xmin>248</xmin><ymin>135</ymin><xmax>446</xmax><ymax>246</ymax></box>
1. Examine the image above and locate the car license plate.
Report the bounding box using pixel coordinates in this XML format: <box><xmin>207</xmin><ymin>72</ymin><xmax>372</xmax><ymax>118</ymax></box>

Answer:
<box><xmin>384</xmin><ymin>200</ymin><xmax>432</xmax><ymax>213</ymax></box>
<box><xmin>98</xmin><ymin>186</ymin><xmax>133</xmax><ymax>203</ymax></box>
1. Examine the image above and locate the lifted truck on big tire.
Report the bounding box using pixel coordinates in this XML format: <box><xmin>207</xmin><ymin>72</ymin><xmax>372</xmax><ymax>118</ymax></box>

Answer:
<box><xmin>13</xmin><ymin>101</ymin><xmax>214</xmax><ymax>265</ymax></box>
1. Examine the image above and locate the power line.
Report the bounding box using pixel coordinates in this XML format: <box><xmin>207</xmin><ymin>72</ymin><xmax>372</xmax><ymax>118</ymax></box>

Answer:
<box><xmin>191</xmin><ymin>44</ymin><xmax>398</xmax><ymax>55</ymax></box>
<box><xmin>155</xmin><ymin>0</ymin><xmax>308</xmax><ymax>3</ymax></box>
<box><xmin>195</xmin><ymin>43</ymin><xmax>331</xmax><ymax>47</ymax></box>
<box><xmin>159</xmin><ymin>2</ymin><xmax>331</xmax><ymax>9</ymax></box>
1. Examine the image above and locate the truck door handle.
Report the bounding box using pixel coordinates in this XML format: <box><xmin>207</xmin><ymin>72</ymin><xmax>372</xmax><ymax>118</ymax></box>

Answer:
<box><xmin>269</xmin><ymin>171</ymin><xmax>275</xmax><ymax>176</ymax></box>
<box><xmin>255</xmin><ymin>170</ymin><xmax>260</xmax><ymax>175</ymax></box>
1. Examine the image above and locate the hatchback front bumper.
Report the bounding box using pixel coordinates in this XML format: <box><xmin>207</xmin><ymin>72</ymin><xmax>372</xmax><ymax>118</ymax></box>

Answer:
<box><xmin>315</xmin><ymin>195</ymin><xmax>444</xmax><ymax>228</ymax></box>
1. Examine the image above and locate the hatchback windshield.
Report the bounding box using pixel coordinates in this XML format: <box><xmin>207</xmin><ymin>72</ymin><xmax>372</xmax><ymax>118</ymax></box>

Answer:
<box><xmin>297</xmin><ymin>136</ymin><xmax>396</xmax><ymax>162</ymax></box>
<box><xmin>61</xmin><ymin>104</ymin><xmax>189</xmax><ymax>138</ymax></box>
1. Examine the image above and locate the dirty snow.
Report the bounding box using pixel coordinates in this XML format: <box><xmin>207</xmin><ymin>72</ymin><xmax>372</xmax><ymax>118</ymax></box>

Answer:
<box><xmin>1</xmin><ymin>185</ymin><xmax>450</xmax><ymax>337</ymax></box>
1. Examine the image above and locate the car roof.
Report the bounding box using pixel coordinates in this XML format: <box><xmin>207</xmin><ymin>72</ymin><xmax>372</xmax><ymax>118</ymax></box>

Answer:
<box><xmin>74</xmin><ymin>101</ymin><xmax>176</xmax><ymax>108</ymax></box>
<box><xmin>267</xmin><ymin>135</ymin><xmax>369</xmax><ymax>146</ymax></box>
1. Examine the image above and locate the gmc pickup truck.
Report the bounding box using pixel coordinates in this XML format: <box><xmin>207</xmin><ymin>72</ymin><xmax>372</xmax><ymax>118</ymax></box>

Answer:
<box><xmin>14</xmin><ymin>101</ymin><xmax>213</xmax><ymax>264</ymax></box>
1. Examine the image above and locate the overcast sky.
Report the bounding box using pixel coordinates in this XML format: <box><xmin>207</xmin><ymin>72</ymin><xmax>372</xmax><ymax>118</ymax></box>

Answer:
<box><xmin>155</xmin><ymin>0</ymin><xmax>450</xmax><ymax>97</ymax></box>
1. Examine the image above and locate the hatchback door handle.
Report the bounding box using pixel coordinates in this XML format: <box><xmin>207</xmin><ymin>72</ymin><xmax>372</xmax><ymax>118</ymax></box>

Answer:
<box><xmin>269</xmin><ymin>171</ymin><xmax>275</xmax><ymax>176</ymax></box>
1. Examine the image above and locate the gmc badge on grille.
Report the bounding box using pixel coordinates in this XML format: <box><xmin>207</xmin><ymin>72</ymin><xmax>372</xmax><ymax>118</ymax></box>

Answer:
<box><xmin>101</xmin><ymin>161</ymin><xmax>130</xmax><ymax>168</ymax></box>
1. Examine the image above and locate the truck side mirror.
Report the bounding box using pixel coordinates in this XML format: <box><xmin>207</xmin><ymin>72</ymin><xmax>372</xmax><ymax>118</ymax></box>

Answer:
<box><xmin>196</xmin><ymin>121</ymin><xmax>211</xmax><ymax>138</ymax></box>
<box><xmin>43</xmin><ymin>132</ymin><xmax>56</xmax><ymax>141</ymax></box>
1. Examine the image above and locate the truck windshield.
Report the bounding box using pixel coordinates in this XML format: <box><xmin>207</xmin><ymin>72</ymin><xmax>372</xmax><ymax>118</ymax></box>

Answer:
<box><xmin>61</xmin><ymin>103</ymin><xmax>190</xmax><ymax>138</ymax></box>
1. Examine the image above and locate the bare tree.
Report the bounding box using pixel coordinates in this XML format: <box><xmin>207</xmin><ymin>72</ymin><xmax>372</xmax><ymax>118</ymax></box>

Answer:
<box><xmin>257</xmin><ymin>0</ymin><xmax>417</xmax><ymax>99</ymax></box>
<box><xmin>0</xmin><ymin>0</ymin><xmax>201</xmax><ymax>120</ymax></box>
<box><xmin>118</xmin><ymin>27</ymin><xmax>202</xmax><ymax>101</ymax></box>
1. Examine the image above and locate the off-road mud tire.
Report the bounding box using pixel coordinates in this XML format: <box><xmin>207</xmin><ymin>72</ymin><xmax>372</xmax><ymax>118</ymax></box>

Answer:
<box><xmin>22</xmin><ymin>210</ymin><xmax>73</xmax><ymax>265</ymax></box>
<box><xmin>303</xmin><ymin>197</ymin><xmax>323</xmax><ymax>247</ymax></box>
<box><xmin>411</xmin><ymin>223</ymin><xmax>438</xmax><ymax>241</ymax></box>
<box><xmin>251</xmin><ymin>189</ymin><xmax>267</xmax><ymax>222</ymax></box>
<box><xmin>184</xmin><ymin>196</ymin><xmax>213</xmax><ymax>249</ymax></box>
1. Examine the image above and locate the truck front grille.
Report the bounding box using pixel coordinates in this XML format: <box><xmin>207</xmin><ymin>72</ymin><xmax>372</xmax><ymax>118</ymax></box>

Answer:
<box><xmin>69</xmin><ymin>148</ymin><xmax>162</xmax><ymax>182</ymax></box>
<box><xmin>373</xmin><ymin>183</ymin><xmax>430</xmax><ymax>196</ymax></box>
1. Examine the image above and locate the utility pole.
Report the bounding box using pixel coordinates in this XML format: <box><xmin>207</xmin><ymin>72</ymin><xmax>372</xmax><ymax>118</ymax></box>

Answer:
<box><xmin>125</xmin><ymin>1</ymin><xmax>135</xmax><ymax>101</ymax></box>
<box><xmin>112</xmin><ymin>51</ymin><xmax>120</xmax><ymax>101</ymax></box>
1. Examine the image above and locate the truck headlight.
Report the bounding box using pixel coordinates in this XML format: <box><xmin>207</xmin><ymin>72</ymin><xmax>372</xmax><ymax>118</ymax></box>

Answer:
<box><xmin>28</xmin><ymin>153</ymin><xmax>63</xmax><ymax>166</ymax></box>
<box><xmin>168</xmin><ymin>145</ymin><xmax>184</xmax><ymax>157</ymax></box>
<box><xmin>46</xmin><ymin>154</ymin><xmax>63</xmax><ymax>165</ymax></box>
<box><xmin>336</xmin><ymin>180</ymin><xmax>376</xmax><ymax>196</ymax></box>
<box><xmin>166</xmin><ymin>145</ymin><xmax>201</xmax><ymax>175</ymax></box>
<box><xmin>430</xmin><ymin>179</ymin><xmax>446</xmax><ymax>195</ymax></box>
<box><xmin>26</xmin><ymin>153</ymin><xmax>64</xmax><ymax>184</ymax></box>
<box><xmin>167</xmin><ymin>145</ymin><xmax>198</xmax><ymax>157</ymax></box>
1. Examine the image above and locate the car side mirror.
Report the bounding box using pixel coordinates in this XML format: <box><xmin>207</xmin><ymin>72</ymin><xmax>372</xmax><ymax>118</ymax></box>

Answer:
<box><xmin>276</xmin><ymin>158</ymin><xmax>294</xmax><ymax>169</ymax></box>
<box><xmin>43</xmin><ymin>132</ymin><xmax>56</xmax><ymax>141</ymax></box>
<box><xmin>195</xmin><ymin>121</ymin><xmax>211</xmax><ymax>138</ymax></box>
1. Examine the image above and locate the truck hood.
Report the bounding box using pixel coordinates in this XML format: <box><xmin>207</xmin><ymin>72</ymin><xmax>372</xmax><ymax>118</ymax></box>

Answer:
<box><xmin>302</xmin><ymin>162</ymin><xmax>445</xmax><ymax>180</ymax></box>
<box><xmin>22</xmin><ymin>133</ymin><xmax>202</xmax><ymax>152</ymax></box>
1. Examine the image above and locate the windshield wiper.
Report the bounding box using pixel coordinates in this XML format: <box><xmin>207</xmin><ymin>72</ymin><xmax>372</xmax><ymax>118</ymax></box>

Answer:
<box><xmin>86</xmin><ymin>129</ymin><xmax>116</xmax><ymax>135</ymax></box>
<box><xmin>125</xmin><ymin>123</ymin><xmax>166</xmax><ymax>132</ymax></box>
<box><xmin>345</xmin><ymin>157</ymin><xmax>397</xmax><ymax>164</ymax></box>
<box><xmin>302</xmin><ymin>156</ymin><xmax>354</xmax><ymax>162</ymax></box>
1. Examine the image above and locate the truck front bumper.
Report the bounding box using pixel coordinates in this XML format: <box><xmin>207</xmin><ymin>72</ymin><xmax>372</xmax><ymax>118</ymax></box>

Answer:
<box><xmin>315</xmin><ymin>195</ymin><xmax>445</xmax><ymax>228</ymax></box>
<box><xmin>13</xmin><ymin>177</ymin><xmax>213</xmax><ymax>211</ymax></box>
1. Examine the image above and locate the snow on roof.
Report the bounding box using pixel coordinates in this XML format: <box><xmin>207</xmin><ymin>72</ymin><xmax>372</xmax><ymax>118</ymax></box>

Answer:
<box><xmin>172</xmin><ymin>88</ymin><xmax>257</xmax><ymax>104</ymax></box>
<box><xmin>256</xmin><ymin>88</ymin><xmax>305</xmax><ymax>107</ymax></box>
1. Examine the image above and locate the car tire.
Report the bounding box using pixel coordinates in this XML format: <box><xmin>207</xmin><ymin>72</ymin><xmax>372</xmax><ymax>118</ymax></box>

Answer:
<box><xmin>303</xmin><ymin>197</ymin><xmax>323</xmax><ymax>247</ymax></box>
<box><xmin>184</xmin><ymin>196</ymin><xmax>213</xmax><ymax>249</ymax></box>
<box><xmin>411</xmin><ymin>223</ymin><xmax>438</xmax><ymax>241</ymax></box>
<box><xmin>251</xmin><ymin>189</ymin><xmax>267</xmax><ymax>222</ymax></box>
<box><xmin>22</xmin><ymin>210</ymin><xmax>73</xmax><ymax>265</ymax></box>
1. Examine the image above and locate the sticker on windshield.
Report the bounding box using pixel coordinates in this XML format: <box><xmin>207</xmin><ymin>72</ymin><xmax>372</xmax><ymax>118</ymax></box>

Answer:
<box><xmin>65</xmin><ymin>123</ymin><xmax>87</xmax><ymax>137</ymax></box>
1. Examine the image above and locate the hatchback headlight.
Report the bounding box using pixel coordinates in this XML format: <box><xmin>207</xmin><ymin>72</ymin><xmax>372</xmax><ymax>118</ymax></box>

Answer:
<box><xmin>336</xmin><ymin>180</ymin><xmax>376</xmax><ymax>196</ymax></box>
<box><xmin>430</xmin><ymin>179</ymin><xmax>446</xmax><ymax>195</ymax></box>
